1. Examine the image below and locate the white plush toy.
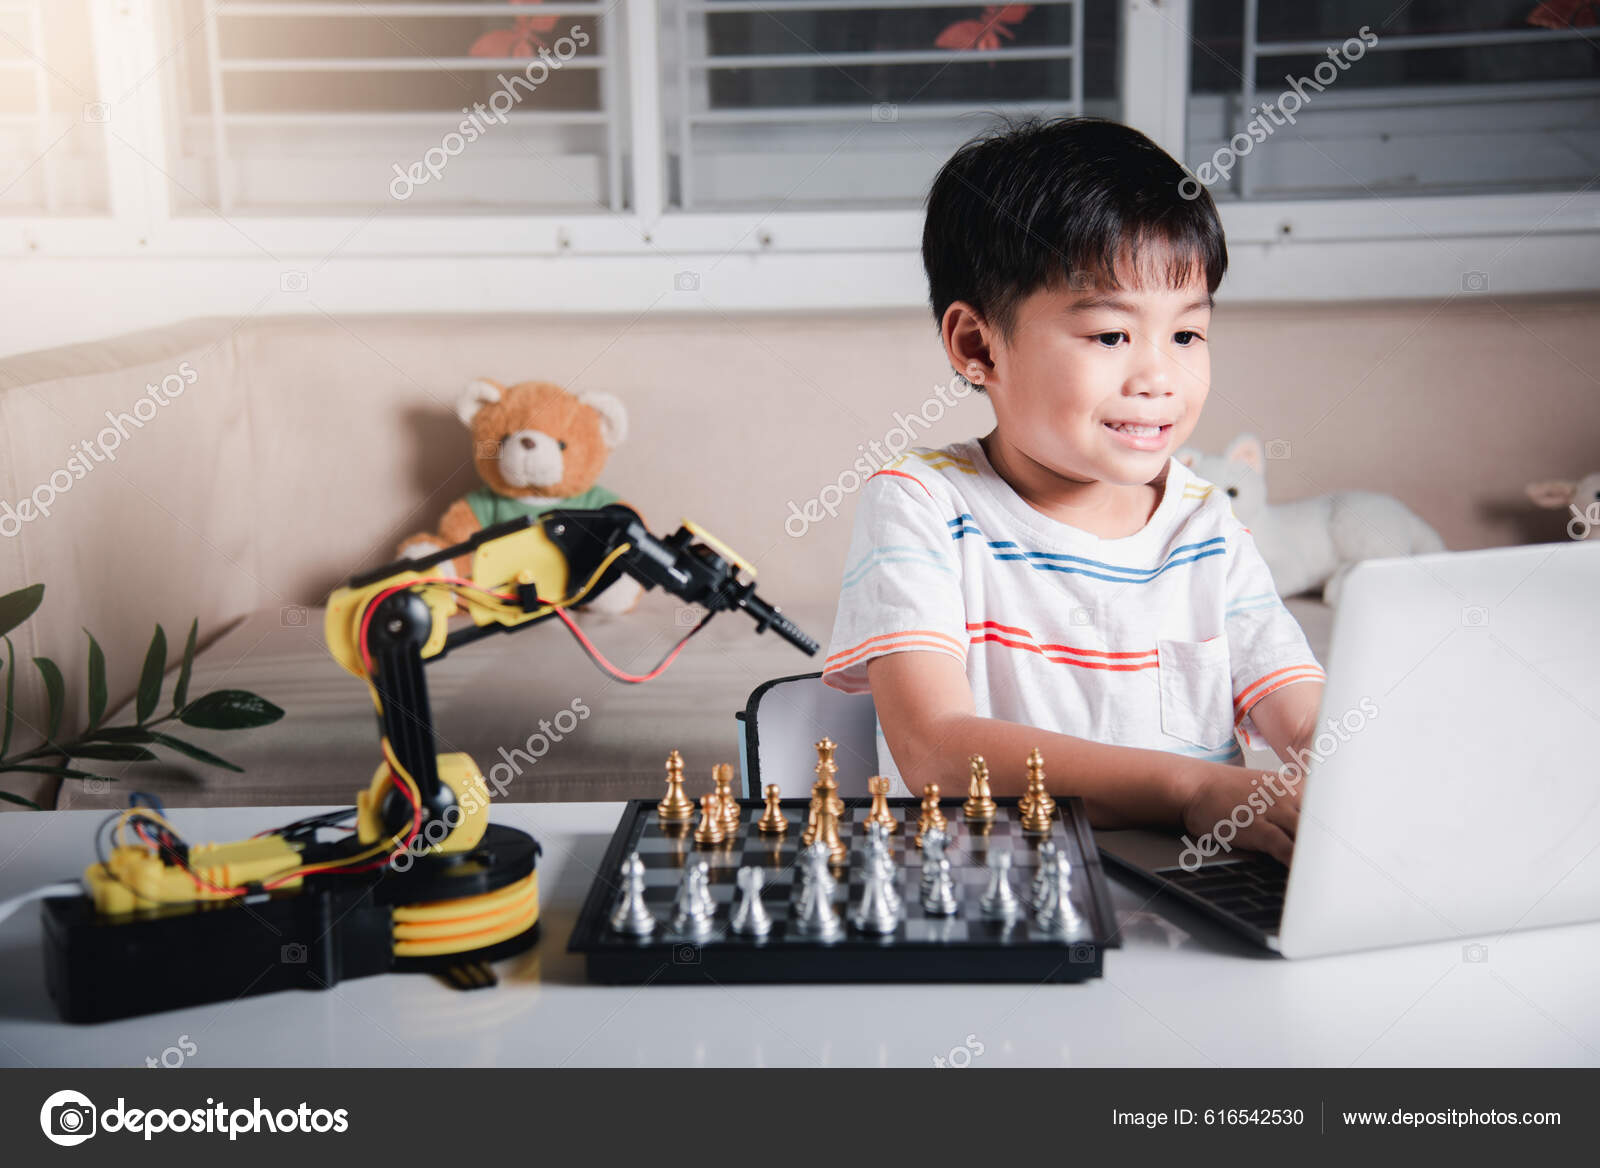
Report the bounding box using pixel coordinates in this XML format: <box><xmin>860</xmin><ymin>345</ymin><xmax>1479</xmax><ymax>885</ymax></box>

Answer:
<box><xmin>1177</xmin><ymin>435</ymin><xmax>1445</xmax><ymax>606</ymax></box>
<box><xmin>1526</xmin><ymin>473</ymin><xmax>1600</xmax><ymax>541</ymax></box>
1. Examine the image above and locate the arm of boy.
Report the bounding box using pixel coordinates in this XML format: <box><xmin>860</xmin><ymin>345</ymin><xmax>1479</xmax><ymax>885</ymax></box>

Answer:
<box><xmin>868</xmin><ymin>649</ymin><xmax>1301</xmax><ymax>864</ymax></box>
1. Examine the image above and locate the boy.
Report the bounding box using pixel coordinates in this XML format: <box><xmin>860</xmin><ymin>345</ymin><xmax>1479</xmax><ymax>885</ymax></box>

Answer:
<box><xmin>821</xmin><ymin>117</ymin><xmax>1324</xmax><ymax>866</ymax></box>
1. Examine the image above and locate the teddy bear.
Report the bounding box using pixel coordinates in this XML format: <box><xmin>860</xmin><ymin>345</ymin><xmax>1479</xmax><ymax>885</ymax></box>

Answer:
<box><xmin>399</xmin><ymin>377</ymin><xmax>643</xmax><ymax>614</ymax></box>
<box><xmin>1177</xmin><ymin>434</ymin><xmax>1445</xmax><ymax>606</ymax></box>
<box><xmin>1526</xmin><ymin>473</ymin><xmax>1600</xmax><ymax>541</ymax></box>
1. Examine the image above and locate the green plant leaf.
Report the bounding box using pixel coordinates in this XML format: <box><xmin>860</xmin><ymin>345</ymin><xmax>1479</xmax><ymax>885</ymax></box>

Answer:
<box><xmin>84</xmin><ymin>631</ymin><xmax>107</xmax><ymax>733</ymax></box>
<box><xmin>69</xmin><ymin>743</ymin><xmax>158</xmax><ymax>762</ymax></box>
<box><xmin>91</xmin><ymin>727</ymin><xmax>155</xmax><ymax>743</ymax></box>
<box><xmin>0</xmin><ymin>788</ymin><xmax>42</xmax><ymax>810</ymax></box>
<box><xmin>1</xmin><ymin>637</ymin><xmax>13</xmax><ymax>761</ymax></box>
<box><xmin>4</xmin><ymin>764</ymin><xmax>116</xmax><ymax>782</ymax></box>
<box><xmin>148</xmin><ymin>732</ymin><xmax>242</xmax><ymax>773</ymax></box>
<box><xmin>33</xmin><ymin>657</ymin><xmax>64</xmax><ymax>742</ymax></box>
<box><xmin>0</xmin><ymin>583</ymin><xmax>43</xmax><ymax>641</ymax></box>
<box><xmin>172</xmin><ymin>619</ymin><xmax>198</xmax><ymax>713</ymax></box>
<box><xmin>136</xmin><ymin>624</ymin><xmax>166</xmax><ymax>724</ymax></box>
<box><xmin>179</xmin><ymin>690</ymin><xmax>284</xmax><ymax>731</ymax></box>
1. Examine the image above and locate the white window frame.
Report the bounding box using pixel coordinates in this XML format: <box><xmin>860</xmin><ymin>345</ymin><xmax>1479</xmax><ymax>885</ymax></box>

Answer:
<box><xmin>2</xmin><ymin>0</ymin><xmax>1597</xmax><ymax>333</ymax></box>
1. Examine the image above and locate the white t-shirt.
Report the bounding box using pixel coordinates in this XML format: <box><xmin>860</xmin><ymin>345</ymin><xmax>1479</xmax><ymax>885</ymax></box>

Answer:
<box><xmin>821</xmin><ymin>438</ymin><xmax>1324</xmax><ymax>794</ymax></box>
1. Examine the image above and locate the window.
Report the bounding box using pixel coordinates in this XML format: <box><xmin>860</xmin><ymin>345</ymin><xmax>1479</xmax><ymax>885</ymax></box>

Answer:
<box><xmin>0</xmin><ymin>0</ymin><xmax>109</xmax><ymax>215</ymax></box>
<box><xmin>162</xmin><ymin>0</ymin><xmax>625</xmax><ymax>214</ymax></box>
<box><xmin>666</xmin><ymin>0</ymin><xmax>1118</xmax><ymax>208</ymax></box>
<box><xmin>1188</xmin><ymin>0</ymin><xmax>1600</xmax><ymax>200</ymax></box>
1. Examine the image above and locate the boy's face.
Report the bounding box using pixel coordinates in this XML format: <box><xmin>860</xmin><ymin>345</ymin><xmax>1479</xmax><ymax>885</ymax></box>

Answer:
<box><xmin>986</xmin><ymin>261</ymin><xmax>1212</xmax><ymax>488</ymax></box>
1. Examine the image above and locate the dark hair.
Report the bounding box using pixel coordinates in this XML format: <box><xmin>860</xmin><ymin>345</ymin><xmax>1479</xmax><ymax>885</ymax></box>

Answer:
<box><xmin>922</xmin><ymin>116</ymin><xmax>1227</xmax><ymax>343</ymax></box>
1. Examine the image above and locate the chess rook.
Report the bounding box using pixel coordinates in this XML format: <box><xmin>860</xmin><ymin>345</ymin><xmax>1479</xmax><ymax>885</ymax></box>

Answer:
<box><xmin>865</xmin><ymin>775</ymin><xmax>899</xmax><ymax>834</ymax></box>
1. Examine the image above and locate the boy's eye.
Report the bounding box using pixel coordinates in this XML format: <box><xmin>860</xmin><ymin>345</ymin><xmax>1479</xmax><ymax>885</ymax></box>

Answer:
<box><xmin>1174</xmin><ymin>330</ymin><xmax>1204</xmax><ymax>345</ymax></box>
<box><xmin>1092</xmin><ymin>332</ymin><xmax>1127</xmax><ymax>347</ymax></box>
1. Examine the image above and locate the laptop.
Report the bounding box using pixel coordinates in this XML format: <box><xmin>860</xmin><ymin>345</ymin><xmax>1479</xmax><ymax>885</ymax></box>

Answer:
<box><xmin>1097</xmin><ymin>539</ymin><xmax>1600</xmax><ymax>958</ymax></box>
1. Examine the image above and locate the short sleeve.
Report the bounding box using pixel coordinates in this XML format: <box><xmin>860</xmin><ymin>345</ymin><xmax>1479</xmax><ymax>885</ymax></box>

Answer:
<box><xmin>1223</xmin><ymin>519</ymin><xmax>1326</xmax><ymax>750</ymax></box>
<box><xmin>821</xmin><ymin>470</ymin><xmax>968</xmax><ymax>694</ymax></box>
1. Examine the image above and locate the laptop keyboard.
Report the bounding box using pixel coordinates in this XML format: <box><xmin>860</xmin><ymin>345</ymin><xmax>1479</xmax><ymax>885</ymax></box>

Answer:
<box><xmin>1152</xmin><ymin>855</ymin><xmax>1289</xmax><ymax>932</ymax></box>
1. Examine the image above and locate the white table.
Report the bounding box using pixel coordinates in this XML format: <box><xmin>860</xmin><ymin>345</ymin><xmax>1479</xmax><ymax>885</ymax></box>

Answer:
<box><xmin>1</xmin><ymin>804</ymin><xmax>1596</xmax><ymax>1068</ymax></box>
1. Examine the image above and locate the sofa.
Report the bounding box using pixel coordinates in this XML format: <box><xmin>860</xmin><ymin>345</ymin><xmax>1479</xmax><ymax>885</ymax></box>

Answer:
<box><xmin>2</xmin><ymin>299</ymin><xmax>1594</xmax><ymax>812</ymax></box>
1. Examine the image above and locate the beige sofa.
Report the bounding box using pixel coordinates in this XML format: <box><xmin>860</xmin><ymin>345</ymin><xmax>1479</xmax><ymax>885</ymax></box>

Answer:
<box><xmin>2</xmin><ymin>300</ymin><xmax>1595</xmax><ymax>812</ymax></box>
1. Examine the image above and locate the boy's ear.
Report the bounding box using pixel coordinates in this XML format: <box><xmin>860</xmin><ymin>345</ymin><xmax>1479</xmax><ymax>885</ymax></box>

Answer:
<box><xmin>457</xmin><ymin>378</ymin><xmax>504</xmax><ymax>428</ymax></box>
<box><xmin>1224</xmin><ymin>434</ymin><xmax>1264</xmax><ymax>474</ymax></box>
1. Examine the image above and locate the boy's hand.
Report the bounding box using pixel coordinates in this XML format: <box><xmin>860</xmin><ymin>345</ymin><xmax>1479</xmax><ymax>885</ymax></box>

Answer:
<box><xmin>1173</xmin><ymin>760</ymin><xmax>1302</xmax><ymax>867</ymax></box>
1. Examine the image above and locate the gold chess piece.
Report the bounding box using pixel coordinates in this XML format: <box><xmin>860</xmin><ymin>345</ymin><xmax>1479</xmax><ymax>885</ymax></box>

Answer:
<box><xmin>963</xmin><ymin>754</ymin><xmax>997</xmax><ymax>824</ymax></box>
<box><xmin>865</xmin><ymin>775</ymin><xmax>898</xmax><ymax>834</ymax></box>
<box><xmin>1020</xmin><ymin>748</ymin><xmax>1056</xmax><ymax>832</ymax></box>
<box><xmin>714</xmin><ymin>763</ymin><xmax>741</xmax><ymax>835</ymax></box>
<box><xmin>657</xmin><ymin>749</ymin><xmax>694</xmax><ymax>823</ymax></box>
<box><xmin>693</xmin><ymin>793</ymin><xmax>726</xmax><ymax>846</ymax></box>
<box><xmin>813</xmin><ymin>737</ymin><xmax>844</xmax><ymax>818</ymax></box>
<box><xmin>800</xmin><ymin>790</ymin><xmax>821</xmax><ymax>847</ymax></box>
<box><xmin>814</xmin><ymin>800</ymin><xmax>847</xmax><ymax>865</ymax></box>
<box><xmin>757</xmin><ymin>783</ymin><xmax>788</xmax><ymax>834</ymax></box>
<box><xmin>915</xmin><ymin>783</ymin><xmax>948</xmax><ymax>848</ymax></box>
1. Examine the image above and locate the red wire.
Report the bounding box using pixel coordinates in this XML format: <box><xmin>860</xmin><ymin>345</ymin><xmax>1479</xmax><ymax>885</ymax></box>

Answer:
<box><xmin>357</xmin><ymin>576</ymin><xmax>518</xmax><ymax>674</ymax></box>
<box><xmin>543</xmin><ymin>600</ymin><xmax>706</xmax><ymax>683</ymax></box>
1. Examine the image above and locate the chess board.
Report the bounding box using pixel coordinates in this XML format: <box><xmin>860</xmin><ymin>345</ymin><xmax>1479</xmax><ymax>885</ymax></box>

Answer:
<box><xmin>568</xmin><ymin>797</ymin><xmax>1118</xmax><ymax>984</ymax></box>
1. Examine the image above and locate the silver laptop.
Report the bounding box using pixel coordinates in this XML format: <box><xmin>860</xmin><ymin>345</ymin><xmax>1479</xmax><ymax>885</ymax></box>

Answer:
<box><xmin>1098</xmin><ymin>539</ymin><xmax>1600</xmax><ymax>958</ymax></box>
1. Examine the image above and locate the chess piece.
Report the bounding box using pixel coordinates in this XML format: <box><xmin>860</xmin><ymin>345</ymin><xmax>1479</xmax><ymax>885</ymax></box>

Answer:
<box><xmin>919</xmin><ymin>825</ymin><xmax>950</xmax><ymax>897</ymax></box>
<box><xmin>714</xmin><ymin>763</ymin><xmax>741</xmax><ymax>835</ymax></box>
<box><xmin>656</xmin><ymin>749</ymin><xmax>694</xmax><ymax>823</ymax></box>
<box><xmin>915</xmin><ymin>784</ymin><xmax>948</xmax><ymax>848</ymax></box>
<box><xmin>1020</xmin><ymin>748</ymin><xmax>1056</xmax><ymax>832</ymax></box>
<box><xmin>963</xmin><ymin>755</ymin><xmax>997</xmax><ymax>824</ymax></box>
<box><xmin>921</xmin><ymin>856</ymin><xmax>958</xmax><ymax>915</ymax></box>
<box><xmin>864</xmin><ymin>775</ymin><xmax>899</xmax><ymax>834</ymax></box>
<box><xmin>863</xmin><ymin>821</ymin><xmax>903</xmax><ymax>916</ymax></box>
<box><xmin>1029</xmin><ymin>841</ymin><xmax>1059</xmax><ymax>912</ymax></box>
<box><xmin>608</xmin><ymin>852</ymin><xmax>657</xmax><ymax>936</ymax></box>
<box><xmin>814</xmin><ymin>799</ymin><xmax>847</xmax><ymax>865</ymax></box>
<box><xmin>1032</xmin><ymin>852</ymin><xmax>1084</xmax><ymax>935</ymax></box>
<box><xmin>813</xmin><ymin>737</ymin><xmax>844</xmax><ymax>818</ymax></box>
<box><xmin>851</xmin><ymin>850</ymin><xmax>903</xmax><ymax>935</ymax></box>
<box><xmin>979</xmin><ymin>852</ymin><xmax>1021</xmax><ymax>923</ymax></box>
<box><xmin>730</xmin><ymin>865</ymin><xmax>772</xmax><ymax>937</ymax></box>
<box><xmin>692</xmin><ymin>793</ymin><xmax>726</xmax><ymax>846</ymax></box>
<box><xmin>670</xmin><ymin>860</ymin><xmax>715</xmax><ymax>937</ymax></box>
<box><xmin>757</xmin><ymin>783</ymin><xmax>788</xmax><ymax>834</ymax></box>
<box><xmin>800</xmin><ymin>791</ymin><xmax>821</xmax><ymax>847</ymax></box>
<box><xmin>790</xmin><ymin>842</ymin><xmax>843</xmax><ymax>940</ymax></box>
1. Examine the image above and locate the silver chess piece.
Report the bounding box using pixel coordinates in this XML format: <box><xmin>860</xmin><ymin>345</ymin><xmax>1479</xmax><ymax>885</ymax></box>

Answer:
<box><xmin>920</xmin><ymin>825</ymin><xmax>951</xmax><ymax>897</ymax></box>
<box><xmin>979</xmin><ymin>852</ymin><xmax>1022</xmax><ymax>923</ymax></box>
<box><xmin>921</xmin><ymin>855</ymin><xmax>959</xmax><ymax>916</ymax></box>
<box><xmin>790</xmin><ymin>842</ymin><xmax>843</xmax><ymax>940</ymax></box>
<box><xmin>730</xmin><ymin>865</ymin><xmax>772</xmax><ymax>937</ymax></box>
<box><xmin>670</xmin><ymin>859</ymin><xmax>715</xmax><ymax>938</ymax></box>
<box><xmin>1028</xmin><ymin>840</ymin><xmax>1059</xmax><ymax>913</ymax></box>
<box><xmin>1032</xmin><ymin>852</ymin><xmax>1085</xmax><ymax>936</ymax></box>
<box><xmin>851</xmin><ymin>848</ymin><xmax>903</xmax><ymax>935</ymax></box>
<box><xmin>608</xmin><ymin>852</ymin><xmax>657</xmax><ymax>936</ymax></box>
<box><xmin>863</xmin><ymin>821</ymin><xmax>903</xmax><ymax>917</ymax></box>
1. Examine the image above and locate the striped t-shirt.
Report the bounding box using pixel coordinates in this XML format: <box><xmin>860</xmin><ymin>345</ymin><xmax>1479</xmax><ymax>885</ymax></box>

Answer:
<box><xmin>821</xmin><ymin>438</ymin><xmax>1324</xmax><ymax>794</ymax></box>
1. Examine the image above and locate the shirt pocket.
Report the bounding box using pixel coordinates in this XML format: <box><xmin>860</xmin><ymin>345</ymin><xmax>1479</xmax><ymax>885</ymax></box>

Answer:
<box><xmin>1156</xmin><ymin>635</ymin><xmax>1236</xmax><ymax>752</ymax></box>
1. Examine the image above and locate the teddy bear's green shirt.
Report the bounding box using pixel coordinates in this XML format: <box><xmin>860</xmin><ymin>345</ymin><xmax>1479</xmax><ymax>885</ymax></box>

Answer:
<box><xmin>465</xmin><ymin>484</ymin><xmax>621</xmax><ymax>528</ymax></box>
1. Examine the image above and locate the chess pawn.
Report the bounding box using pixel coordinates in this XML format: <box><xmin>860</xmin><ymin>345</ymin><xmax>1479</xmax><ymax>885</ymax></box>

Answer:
<box><xmin>657</xmin><ymin>749</ymin><xmax>694</xmax><ymax>823</ymax></box>
<box><xmin>963</xmin><ymin>755</ymin><xmax>997</xmax><ymax>824</ymax></box>
<box><xmin>865</xmin><ymin>775</ymin><xmax>899</xmax><ymax>834</ymax></box>
<box><xmin>730</xmin><ymin>865</ymin><xmax>772</xmax><ymax>937</ymax></box>
<box><xmin>921</xmin><ymin>856</ymin><xmax>958</xmax><ymax>916</ymax></box>
<box><xmin>915</xmin><ymin>784</ymin><xmax>948</xmax><ymax>848</ymax></box>
<box><xmin>692</xmin><ymin>793</ymin><xmax>726</xmax><ymax>846</ymax></box>
<box><xmin>714</xmin><ymin>763</ymin><xmax>742</xmax><ymax>835</ymax></box>
<box><xmin>609</xmin><ymin>852</ymin><xmax>657</xmax><ymax>936</ymax></box>
<box><xmin>670</xmin><ymin>860</ymin><xmax>714</xmax><ymax>937</ymax></box>
<box><xmin>757</xmin><ymin>783</ymin><xmax>788</xmax><ymax>834</ymax></box>
<box><xmin>1020</xmin><ymin>749</ymin><xmax>1056</xmax><ymax>832</ymax></box>
<box><xmin>980</xmin><ymin>852</ymin><xmax>1022</xmax><ymax>923</ymax></box>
